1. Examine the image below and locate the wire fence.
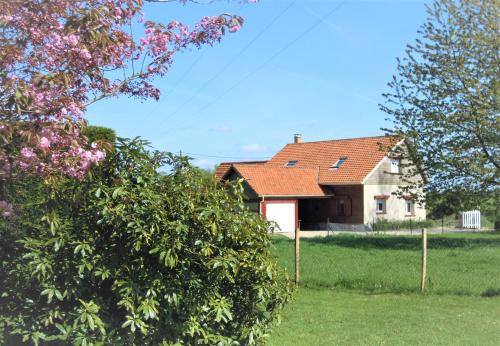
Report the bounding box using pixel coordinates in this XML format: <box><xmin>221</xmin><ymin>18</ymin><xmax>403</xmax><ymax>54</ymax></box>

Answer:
<box><xmin>272</xmin><ymin>229</ymin><xmax>500</xmax><ymax>297</ymax></box>
<box><xmin>370</xmin><ymin>217</ymin><xmax>456</xmax><ymax>233</ymax></box>
<box><xmin>299</xmin><ymin>214</ymin><xmax>494</xmax><ymax>234</ymax></box>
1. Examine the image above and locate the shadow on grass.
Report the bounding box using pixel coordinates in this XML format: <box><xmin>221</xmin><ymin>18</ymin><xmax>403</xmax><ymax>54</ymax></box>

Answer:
<box><xmin>297</xmin><ymin>280</ymin><xmax>500</xmax><ymax>298</ymax></box>
<box><xmin>272</xmin><ymin>232</ymin><xmax>500</xmax><ymax>250</ymax></box>
<box><xmin>481</xmin><ymin>288</ymin><xmax>500</xmax><ymax>298</ymax></box>
<box><xmin>298</xmin><ymin>279</ymin><xmax>418</xmax><ymax>294</ymax></box>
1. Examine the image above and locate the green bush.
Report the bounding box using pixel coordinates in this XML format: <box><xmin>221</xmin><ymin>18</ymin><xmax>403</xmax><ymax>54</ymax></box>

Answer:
<box><xmin>82</xmin><ymin>125</ymin><xmax>116</xmax><ymax>145</ymax></box>
<box><xmin>0</xmin><ymin>138</ymin><xmax>291</xmax><ymax>345</ymax></box>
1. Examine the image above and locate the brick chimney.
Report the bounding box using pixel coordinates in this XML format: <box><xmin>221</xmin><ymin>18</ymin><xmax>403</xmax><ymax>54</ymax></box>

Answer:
<box><xmin>294</xmin><ymin>134</ymin><xmax>302</xmax><ymax>144</ymax></box>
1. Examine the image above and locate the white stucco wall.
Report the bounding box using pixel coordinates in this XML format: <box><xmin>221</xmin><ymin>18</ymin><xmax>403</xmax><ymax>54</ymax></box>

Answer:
<box><xmin>363</xmin><ymin>184</ymin><xmax>426</xmax><ymax>224</ymax></box>
<box><xmin>363</xmin><ymin>156</ymin><xmax>426</xmax><ymax>224</ymax></box>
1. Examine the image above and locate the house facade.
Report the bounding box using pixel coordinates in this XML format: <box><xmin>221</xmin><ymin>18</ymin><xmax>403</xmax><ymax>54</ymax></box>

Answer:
<box><xmin>215</xmin><ymin>135</ymin><xmax>426</xmax><ymax>232</ymax></box>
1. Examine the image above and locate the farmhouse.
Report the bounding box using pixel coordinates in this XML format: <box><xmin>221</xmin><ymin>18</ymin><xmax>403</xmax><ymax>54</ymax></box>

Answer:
<box><xmin>216</xmin><ymin>135</ymin><xmax>426</xmax><ymax>232</ymax></box>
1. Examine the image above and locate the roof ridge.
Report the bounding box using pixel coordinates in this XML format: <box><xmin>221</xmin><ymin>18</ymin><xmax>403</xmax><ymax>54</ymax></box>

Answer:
<box><xmin>286</xmin><ymin>134</ymin><xmax>395</xmax><ymax>145</ymax></box>
<box><xmin>220</xmin><ymin>160</ymin><xmax>268</xmax><ymax>165</ymax></box>
<box><xmin>236</xmin><ymin>164</ymin><xmax>318</xmax><ymax>170</ymax></box>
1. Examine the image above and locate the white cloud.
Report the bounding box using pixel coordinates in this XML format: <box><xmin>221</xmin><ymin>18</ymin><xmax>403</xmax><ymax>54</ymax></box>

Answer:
<box><xmin>193</xmin><ymin>158</ymin><xmax>217</xmax><ymax>170</ymax></box>
<box><xmin>241</xmin><ymin>144</ymin><xmax>268</xmax><ymax>153</ymax></box>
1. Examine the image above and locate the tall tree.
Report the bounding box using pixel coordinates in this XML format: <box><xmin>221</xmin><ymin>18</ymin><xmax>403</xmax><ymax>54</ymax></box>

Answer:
<box><xmin>0</xmin><ymin>0</ymin><xmax>248</xmax><ymax>216</ymax></box>
<box><xmin>0</xmin><ymin>1</ymin><xmax>245</xmax><ymax>179</ymax></box>
<box><xmin>381</xmin><ymin>0</ymin><xmax>499</xmax><ymax>208</ymax></box>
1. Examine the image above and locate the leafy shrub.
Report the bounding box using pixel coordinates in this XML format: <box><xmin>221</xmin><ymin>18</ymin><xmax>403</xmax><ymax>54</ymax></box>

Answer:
<box><xmin>0</xmin><ymin>138</ymin><xmax>292</xmax><ymax>345</ymax></box>
<box><xmin>82</xmin><ymin>126</ymin><xmax>116</xmax><ymax>145</ymax></box>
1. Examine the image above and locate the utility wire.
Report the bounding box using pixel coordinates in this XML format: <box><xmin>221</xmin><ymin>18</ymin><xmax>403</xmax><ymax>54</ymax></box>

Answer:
<box><xmin>149</xmin><ymin>0</ymin><xmax>297</xmax><ymax>130</ymax></box>
<box><xmin>160</xmin><ymin>0</ymin><xmax>346</xmax><ymax>137</ymax></box>
<box><xmin>135</xmin><ymin>48</ymin><xmax>208</xmax><ymax>129</ymax></box>
<box><xmin>135</xmin><ymin>2</ymin><xmax>247</xmax><ymax>130</ymax></box>
<box><xmin>183</xmin><ymin>152</ymin><xmax>269</xmax><ymax>160</ymax></box>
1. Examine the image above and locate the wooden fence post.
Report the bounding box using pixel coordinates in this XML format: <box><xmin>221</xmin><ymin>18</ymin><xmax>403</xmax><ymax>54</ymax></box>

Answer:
<box><xmin>421</xmin><ymin>228</ymin><xmax>427</xmax><ymax>292</ymax></box>
<box><xmin>295</xmin><ymin>225</ymin><xmax>300</xmax><ymax>286</ymax></box>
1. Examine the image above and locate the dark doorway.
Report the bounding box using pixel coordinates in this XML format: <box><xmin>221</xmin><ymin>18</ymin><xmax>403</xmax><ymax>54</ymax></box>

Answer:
<box><xmin>298</xmin><ymin>198</ymin><xmax>334</xmax><ymax>230</ymax></box>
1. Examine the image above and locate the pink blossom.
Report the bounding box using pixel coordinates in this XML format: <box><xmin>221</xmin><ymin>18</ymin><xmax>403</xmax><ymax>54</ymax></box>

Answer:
<box><xmin>38</xmin><ymin>137</ymin><xmax>51</xmax><ymax>149</ymax></box>
<box><xmin>92</xmin><ymin>150</ymin><xmax>106</xmax><ymax>161</ymax></box>
<box><xmin>0</xmin><ymin>200</ymin><xmax>14</xmax><ymax>218</ymax></box>
<box><xmin>66</xmin><ymin>34</ymin><xmax>79</xmax><ymax>46</ymax></box>
<box><xmin>81</xmin><ymin>150</ymin><xmax>93</xmax><ymax>161</ymax></box>
<box><xmin>229</xmin><ymin>25</ymin><xmax>241</xmax><ymax>33</ymax></box>
<box><xmin>20</xmin><ymin>147</ymin><xmax>36</xmax><ymax>159</ymax></box>
<box><xmin>79</xmin><ymin>48</ymin><xmax>92</xmax><ymax>60</ymax></box>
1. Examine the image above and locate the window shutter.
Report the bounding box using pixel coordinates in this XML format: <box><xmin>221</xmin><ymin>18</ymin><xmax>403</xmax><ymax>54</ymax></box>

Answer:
<box><xmin>345</xmin><ymin>198</ymin><xmax>352</xmax><ymax>217</ymax></box>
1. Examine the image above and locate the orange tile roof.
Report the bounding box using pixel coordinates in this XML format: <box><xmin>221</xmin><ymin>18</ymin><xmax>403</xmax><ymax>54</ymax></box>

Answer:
<box><xmin>217</xmin><ymin>135</ymin><xmax>399</xmax><ymax>196</ymax></box>
<box><xmin>267</xmin><ymin>135</ymin><xmax>398</xmax><ymax>185</ymax></box>
<box><xmin>232</xmin><ymin>164</ymin><xmax>329</xmax><ymax>197</ymax></box>
<box><xmin>214</xmin><ymin>160</ymin><xmax>266</xmax><ymax>180</ymax></box>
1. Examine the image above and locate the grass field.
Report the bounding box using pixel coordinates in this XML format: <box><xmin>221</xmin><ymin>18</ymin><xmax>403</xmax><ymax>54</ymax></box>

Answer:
<box><xmin>268</xmin><ymin>232</ymin><xmax>500</xmax><ymax>345</ymax></box>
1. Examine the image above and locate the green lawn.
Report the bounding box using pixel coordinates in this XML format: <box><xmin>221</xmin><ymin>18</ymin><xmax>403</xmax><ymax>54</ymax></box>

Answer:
<box><xmin>268</xmin><ymin>232</ymin><xmax>500</xmax><ymax>345</ymax></box>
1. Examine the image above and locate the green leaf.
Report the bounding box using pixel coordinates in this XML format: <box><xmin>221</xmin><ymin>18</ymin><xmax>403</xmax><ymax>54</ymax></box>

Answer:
<box><xmin>87</xmin><ymin>315</ymin><xmax>95</xmax><ymax>330</ymax></box>
<box><xmin>112</xmin><ymin>187</ymin><xmax>122</xmax><ymax>199</ymax></box>
<box><xmin>121</xmin><ymin>320</ymin><xmax>133</xmax><ymax>328</ymax></box>
<box><xmin>55</xmin><ymin>290</ymin><xmax>63</xmax><ymax>301</ymax></box>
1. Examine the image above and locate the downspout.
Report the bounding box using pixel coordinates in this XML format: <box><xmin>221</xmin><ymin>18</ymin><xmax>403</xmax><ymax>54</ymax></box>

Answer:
<box><xmin>260</xmin><ymin>195</ymin><xmax>266</xmax><ymax>216</ymax></box>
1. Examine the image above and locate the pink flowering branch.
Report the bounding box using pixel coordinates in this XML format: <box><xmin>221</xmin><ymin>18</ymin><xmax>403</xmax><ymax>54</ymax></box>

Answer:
<box><xmin>0</xmin><ymin>0</ymin><xmax>248</xmax><ymax>187</ymax></box>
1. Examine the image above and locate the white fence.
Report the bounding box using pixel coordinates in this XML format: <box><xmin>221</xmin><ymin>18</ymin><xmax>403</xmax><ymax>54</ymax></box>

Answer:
<box><xmin>461</xmin><ymin>210</ymin><xmax>481</xmax><ymax>229</ymax></box>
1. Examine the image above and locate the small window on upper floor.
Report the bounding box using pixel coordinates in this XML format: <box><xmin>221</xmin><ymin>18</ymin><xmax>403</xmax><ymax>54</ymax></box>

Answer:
<box><xmin>285</xmin><ymin>160</ymin><xmax>298</xmax><ymax>167</ymax></box>
<box><xmin>405</xmin><ymin>200</ymin><xmax>414</xmax><ymax>215</ymax></box>
<box><xmin>390</xmin><ymin>159</ymin><xmax>400</xmax><ymax>173</ymax></box>
<box><xmin>330</xmin><ymin>156</ymin><xmax>348</xmax><ymax>170</ymax></box>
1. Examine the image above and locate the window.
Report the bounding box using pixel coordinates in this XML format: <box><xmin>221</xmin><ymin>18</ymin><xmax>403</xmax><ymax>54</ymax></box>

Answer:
<box><xmin>285</xmin><ymin>160</ymin><xmax>298</xmax><ymax>167</ymax></box>
<box><xmin>405</xmin><ymin>200</ymin><xmax>414</xmax><ymax>215</ymax></box>
<box><xmin>331</xmin><ymin>156</ymin><xmax>348</xmax><ymax>170</ymax></box>
<box><xmin>390</xmin><ymin>159</ymin><xmax>400</xmax><ymax>173</ymax></box>
<box><xmin>337</xmin><ymin>199</ymin><xmax>345</xmax><ymax>216</ymax></box>
<box><xmin>335</xmin><ymin>198</ymin><xmax>352</xmax><ymax>217</ymax></box>
<box><xmin>376</xmin><ymin>199</ymin><xmax>386</xmax><ymax>214</ymax></box>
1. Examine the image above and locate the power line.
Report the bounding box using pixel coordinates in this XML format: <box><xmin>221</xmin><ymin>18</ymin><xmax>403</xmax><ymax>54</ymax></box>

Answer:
<box><xmin>135</xmin><ymin>48</ymin><xmax>209</xmax><ymax>129</ymax></box>
<box><xmin>160</xmin><ymin>0</ymin><xmax>347</xmax><ymax>137</ymax></box>
<box><xmin>148</xmin><ymin>0</ymin><xmax>297</xmax><ymax>130</ymax></box>
<box><xmin>183</xmin><ymin>152</ymin><xmax>269</xmax><ymax>160</ymax></box>
<box><xmin>135</xmin><ymin>2</ymin><xmax>248</xmax><ymax>131</ymax></box>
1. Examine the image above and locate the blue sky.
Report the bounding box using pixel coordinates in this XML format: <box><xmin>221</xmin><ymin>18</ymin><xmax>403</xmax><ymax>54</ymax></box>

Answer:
<box><xmin>86</xmin><ymin>0</ymin><xmax>429</xmax><ymax>169</ymax></box>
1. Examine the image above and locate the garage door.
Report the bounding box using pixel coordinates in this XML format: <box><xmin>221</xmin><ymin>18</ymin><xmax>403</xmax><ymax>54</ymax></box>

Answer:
<box><xmin>265</xmin><ymin>202</ymin><xmax>296</xmax><ymax>233</ymax></box>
